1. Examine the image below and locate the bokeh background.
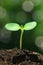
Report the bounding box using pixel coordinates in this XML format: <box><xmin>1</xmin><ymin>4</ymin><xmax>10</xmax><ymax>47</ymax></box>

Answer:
<box><xmin>0</xmin><ymin>0</ymin><xmax>43</xmax><ymax>54</ymax></box>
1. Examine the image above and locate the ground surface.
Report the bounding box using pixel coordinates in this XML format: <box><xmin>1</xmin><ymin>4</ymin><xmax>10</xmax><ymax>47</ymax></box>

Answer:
<box><xmin>0</xmin><ymin>48</ymin><xmax>43</xmax><ymax>65</ymax></box>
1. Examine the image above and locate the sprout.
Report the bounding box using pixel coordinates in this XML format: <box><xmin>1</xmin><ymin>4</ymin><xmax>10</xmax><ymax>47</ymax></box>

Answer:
<box><xmin>5</xmin><ymin>21</ymin><xmax>37</xmax><ymax>49</ymax></box>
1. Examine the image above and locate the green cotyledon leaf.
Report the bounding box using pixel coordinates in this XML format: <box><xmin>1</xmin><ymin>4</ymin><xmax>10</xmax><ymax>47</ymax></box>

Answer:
<box><xmin>24</xmin><ymin>21</ymin><xmax>37</xmax><ymax>30</ymax></box>
<box><xmin>5</xmin><ymin>23</ymin><xmax>20</xmax><ymax>31</ymax></box>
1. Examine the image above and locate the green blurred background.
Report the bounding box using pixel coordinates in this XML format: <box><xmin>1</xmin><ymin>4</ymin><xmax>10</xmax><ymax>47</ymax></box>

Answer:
<box><xmin>0</xmin><ymin>0</ymin><xmax>43</xmax><ymax>54</ymax></box>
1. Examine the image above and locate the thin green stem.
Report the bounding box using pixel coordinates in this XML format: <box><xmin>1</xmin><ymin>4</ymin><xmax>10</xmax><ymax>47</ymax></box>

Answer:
<box><xmin>20</xmin><ymin>30</ymin><xmax>24</xmax><ymax>49</ymax></box>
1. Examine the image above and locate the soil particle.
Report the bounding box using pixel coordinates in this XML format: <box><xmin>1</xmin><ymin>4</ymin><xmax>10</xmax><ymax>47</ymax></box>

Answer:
<box><xmin>0</xmin><ymin>48</ymin><xmax>43</xmax><ymax>65</ymax></box>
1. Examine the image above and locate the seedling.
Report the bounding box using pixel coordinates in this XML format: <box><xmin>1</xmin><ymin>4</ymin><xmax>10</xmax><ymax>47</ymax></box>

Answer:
<box><xmin>5</xmin><ymin>21</ymin><xmax>37</xmax><ymax>49</ymax></box>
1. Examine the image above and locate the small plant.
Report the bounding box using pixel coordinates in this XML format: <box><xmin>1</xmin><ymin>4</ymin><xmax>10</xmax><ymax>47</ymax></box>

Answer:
<box><xmin>5</xmin><ymin>21</ymin><xmax>37</xmax><ymax>49</ymax></box>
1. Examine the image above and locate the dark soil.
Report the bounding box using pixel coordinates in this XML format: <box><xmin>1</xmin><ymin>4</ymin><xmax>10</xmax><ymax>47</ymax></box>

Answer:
<box><xmin>0</xmin><ymin>48</ymin><xmax>43</xmax><ymax>65</ymax></box>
